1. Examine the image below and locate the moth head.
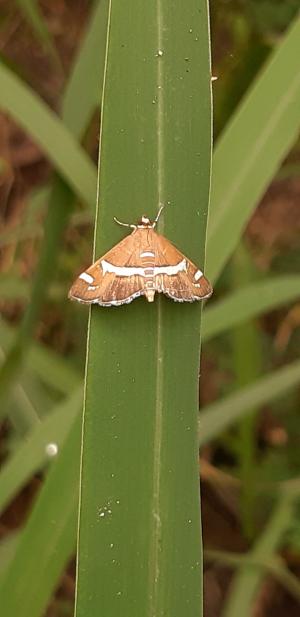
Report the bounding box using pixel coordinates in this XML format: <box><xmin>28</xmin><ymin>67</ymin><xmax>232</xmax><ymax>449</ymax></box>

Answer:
<box><xmin>138</xmin><ymin>215</ymin><xmax>152</xmax><ymax>227</ymax></box>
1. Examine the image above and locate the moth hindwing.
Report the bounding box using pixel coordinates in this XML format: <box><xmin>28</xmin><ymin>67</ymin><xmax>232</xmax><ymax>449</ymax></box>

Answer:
<box><xmin>69</xmin><ymin>213</ymin><xmax>213</xmax><ymax>307</ymax></box>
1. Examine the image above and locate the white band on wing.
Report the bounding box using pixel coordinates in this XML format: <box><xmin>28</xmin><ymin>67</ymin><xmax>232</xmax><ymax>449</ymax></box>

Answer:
<box><xmin>154</xmin><ymin>260</ymin><xmax>187</xmax><ymax>276</ymax></box>
<box><xmin>79</xmin><ymin>272</ymin><xmax>94</xmax><ymax>284</ymax></box>
<box><xmin>101</xmin><ymin>258</ymin><xmax>187</xmax><ymax>277</ymax></box>
<box><xmin>194</xmin><ymin>269</ymin><xmax>203</xmax><ymax>281</ymax></box>
<box><xmin>101</xmin><ymin>260</ymin><xmax>144</xmax><ymax>276</ymax></box>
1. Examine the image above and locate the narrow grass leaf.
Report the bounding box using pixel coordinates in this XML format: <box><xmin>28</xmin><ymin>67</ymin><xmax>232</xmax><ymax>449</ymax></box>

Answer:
<box><xmin>75</xmin><ymin>2</ymin><xmax>212</xmax><ymax>616</ymax></box>
<box><xmin>202</xmin><ymin>275</ymin><xmax>300</xmax><ymax>342</ymax></box>
<box><xmin>0</xmin><ymin>388</ymin><xmax>82</xmax><ymax>514</ymax></box>
<box><xmin>5</xmin><ymin>383</ymin><xmax>38</xmax><ymax>435</ymax></box>
<box><xmin>0</xmin><ymin>276</ymin><xmax>29</xmax><ymax>300</ymax></box>
<box><xmin>231</xmin><ymin>246</ymin><xmax>262</xmax><ymax>539</ymax></box>
<box><xmin>199</xmin><ymin>360</ymin><xmax>300</xmax><ymax>446</ymax></box>
<box><xmin>0</xmin><ymin>344</ymin><xmax>39</xmax><ymax>433</ymax></box>
<box><xmin>205</xmin><ymin>548</ymin><xmax>300</xmax><ymax>604</ymax></box>
<box><xmin>2</xmin><ymin>356</ymin><xmax>299</xmax><ymax>610</ymax></box>
<box><xmin>15</xmin><ymin>0</ymin><xmax>60</xmax><ymax>66</ymax></box>
<box><xmin>0</xmin><ymin>8</ymin><xmax>109</xmax><ymax>613</ymax></box>
<box><xmin>0</xmin><ymin>1</ymin><xmax>109</xmax><ymax>404</ymax></box>
<box><xmin>0</xmin><ymin>223</ymin><xmax>42</xmax><ymax>248</ymax></box>
<box><xmin>0</xmin><ymin>60</ymin><xmax>96</xmax><ymax>207</ymax></box>
<box><xmin>62</xmin><ymin>0</ymin><xmax>108</xmax><ymax>137</ymax></box>
<box><xmin>223</xmin><ymin>494</ymin><xmax>296</xmax><ymax>617</ymax></box>
<box><xmin>207</xmin><ymin>16</ymin><xmax>300</xmax><ymax>281</ymax></box>
<box><xmin>0</xmin><ymin>182</ymin><xmax>75</xmax><ymax>412</ymax></box>
<box><xmin>0</xmin><ymin>416</ymin><xmax>80</xmax><ymax>617</ymax></box>
<box><xmin>0</xmin><ymin>321</ymin><xmax>81</xmax><ymax>395</ymax></box>
<box><xmin>0</xmin><ymin>533</ymin><xmax>20</xmax><ymax>579</ymax></box>
<box><xmin>0</xmin><ymin>186</ymin><xmax>48</xmax><ymax>248</ymax></box>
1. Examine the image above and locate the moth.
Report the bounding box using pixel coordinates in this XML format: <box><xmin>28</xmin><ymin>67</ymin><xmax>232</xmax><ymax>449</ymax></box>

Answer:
<box><xmin>68</xmin><ymin>207</ymin><xmax>213</xmax><ymax>306</ymax></box>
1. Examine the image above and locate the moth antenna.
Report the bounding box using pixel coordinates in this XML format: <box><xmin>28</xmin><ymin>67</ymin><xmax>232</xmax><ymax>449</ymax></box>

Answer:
<box><xmin>152</xmin><ymin>204</ymin><xmax>165</xmax><ymax>228</ymax></box>
<box><xmin>113</xmin><ymin>216</ymin><xmax>137</xmax><ymax>230</ymax></box>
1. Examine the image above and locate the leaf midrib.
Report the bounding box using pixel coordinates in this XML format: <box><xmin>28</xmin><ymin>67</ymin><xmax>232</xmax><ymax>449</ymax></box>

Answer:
<box><xmin>148</xmin><ymin>1</ymin><xmax>165</xmax><ymax>613</ymax></box>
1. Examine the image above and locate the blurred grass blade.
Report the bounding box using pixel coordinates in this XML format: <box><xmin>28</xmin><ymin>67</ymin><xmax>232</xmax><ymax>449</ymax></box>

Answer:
<box><xmin>0</xmin><ymin>388</ymin><xmax>82</xmax><ymax>514</ymax></box>
<box><xmin>0</xmin><ymin>276</ymin><xmax>29</xmax><ymax>300</ymax></box>
<box><xmin>199</xmin><ymin>360</ymin><xmax>300</xmax><ymax>446</ymax></box>
<box><xmin>62</xmin><ymin>0</ymin><xmax>106</xmax><ymax>137</ymax></box>
<box><xmin>0</xmin><ymin>415</ymin><xmax>80</xmax><ymax>617</ymax></box>
<box><xmin>2</xmin><ymin>358</ymin><xmax>299</xmax><ymax>612</ymax></box>
<box><xmin>24</xmin><ymin>344</ymin><xmax>81</xmax><ymax>395</ymax></box>
<box><xmin>0</xmin><ymin>533</ymin><xmax>20</xmax><ymax>580</ymax></box>
<box><xmin>202</xmin><ymin>275</ymin><xmax>300</xmax><ymax>342</ymax></box>
<box><xmin>0</xmin><ymin>186</ymin><xmax>48</xmax><ymax>248</ymax></box>
<box><xmin>15</xmin><ymin>0</ymin><xmax>61</xmax><ymax>67</ymax></box>
<box><xmin>0</xmin><ymin>182</ymin><xmax>75</xmax><ymax>415</ymax></box>
<box><xmin>207</xmin><ymin>16</ymin><xmax>300</xmax><ymax>281</ymax></box>
<box><xmin>0</xmin><ymin>7</ymin><xmax>109</xmax><ymax>614</ymax></box>
<box><xmin>223</xmin><ymin>494</ymin><xmax>296</xmax><ymax>617</ymax></box>
<box><xmin>231</xmin><ymin>246</ymin><xmax>261</xmax><ymax>540</ymax></box>
<box><xmin>0</xmin><ymin>343</ymin><xmax>39</xmax><ymax>433</ymax></box>
<box><xmin>0</xmin><ymin>60</ymin><xmax>96</xmax><ymax>207</ymax></box>
<box><xmin>75</xmin><ymin>1</ymin><xmax>212</xmax><ymax>616</ymax></box>
<box><xmin>205</xmin><ymin>549</ymin><xmax>300</xmax><ymax>601</ymax></box>
<box><xmin>0</xmin><ymin>223</ymin><xmax>42</xmax><ymax>248</ymax></box>
<box><xmin>0</xmin><ymin>321</ymin><xmax>81</xmax><ymax>395</ymax></box>
<box><xmin>0</xmin><ymin>2</ymin><xmax>109</xmax><ymax>406</ymax></box>
<box><xmin>4</xmin><ymin>384</ymin><xmax>38</xmax><ymax>434</ymax></box>
<box><xmin>2</xmin><ymin>379</ymin><xmax>39</xmax><ymax>435</ymax></box>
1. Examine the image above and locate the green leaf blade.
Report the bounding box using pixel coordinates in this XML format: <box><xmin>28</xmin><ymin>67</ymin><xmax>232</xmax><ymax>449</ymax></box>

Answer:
<box><xmin>0</xmin><ymin>61</ymin><xmax>96</xmax><ymax>207</ymax></box>
<box><xmin>0</xmin><ymin>388</ymin><xmax>82</xmax><ymax>514</ymax></box>
<box><xmin>75</xmin><ymin>2</ymin><xmax>212</xmax><ymax>616</ymax></box>
<box><xmin>15</xmin><ymin>0</ymin><xmax>61</xmax><ymax>66</ymax></box>
<box><xmin>0</xmin><ymin>416</ymin><xmax>80</xmax><ymax>617</ymax></box>
<box><xmin>202</xmin><ymin>275</ymin><xmax>300</xmax><ymax>342</ymax></box>
<box><xmin>208</xmin><ymin>16</ymin><xmax>300</xmax><ymax>282</ymax></box>
<box><xmin>62</xmin><ymin>0</ymin><xmax>108</xmax><ymax>137</ymax></box>
<box><xmin>199</xmin><ymin>360</ymin><xmax>300</xmax><ymax>446</ymax></box>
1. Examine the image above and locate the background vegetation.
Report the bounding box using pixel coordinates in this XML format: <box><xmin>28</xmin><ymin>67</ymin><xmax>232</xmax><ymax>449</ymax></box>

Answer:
<box><xmin>0</xmin><ymin>1</ymin><xmax>299</xmax><ymax>616</ymax></box>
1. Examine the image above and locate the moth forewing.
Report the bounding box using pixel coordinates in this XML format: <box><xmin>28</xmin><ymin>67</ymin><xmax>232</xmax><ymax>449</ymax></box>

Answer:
<box><xmin>68</xmin><ymin>215</ymin><xmax>213</xmax><ymax>306</ymax></box>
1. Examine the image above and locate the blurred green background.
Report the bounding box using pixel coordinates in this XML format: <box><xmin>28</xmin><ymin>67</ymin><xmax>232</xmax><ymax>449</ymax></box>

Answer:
<box><xmin>0</xmin><ymin>1</ymin><xmax>300</xmax><ymax>616</ymax></box>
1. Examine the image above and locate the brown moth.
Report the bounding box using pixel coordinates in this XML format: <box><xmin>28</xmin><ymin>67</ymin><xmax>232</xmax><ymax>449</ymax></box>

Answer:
<box><xmin>68</xmin><ymin>207</ymin><xmax>213</xmax><ymax>306</ymax></box>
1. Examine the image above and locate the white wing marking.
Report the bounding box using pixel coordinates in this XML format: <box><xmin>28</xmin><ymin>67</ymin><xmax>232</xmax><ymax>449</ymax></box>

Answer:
<box><xmin>194</xmin><ymin>269</ymin><xmax>203</xmax><ymax>281</ymax></box>
<box><xmin>79</xmin><ymin>272</ymin><xmax>94</xmax><ymax>284</ymax></box>
<box><xmin>101</xmin><ymin>258</ymin><xmax>187</xmax><ymax>277</ymax></box>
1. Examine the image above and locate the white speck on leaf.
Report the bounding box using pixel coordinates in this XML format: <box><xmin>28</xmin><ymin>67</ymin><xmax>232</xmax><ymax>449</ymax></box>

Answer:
<box><xmin>45</xmin><ymin>443</ymin><xmax>58</xmax><ymax>457</ymax></box>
